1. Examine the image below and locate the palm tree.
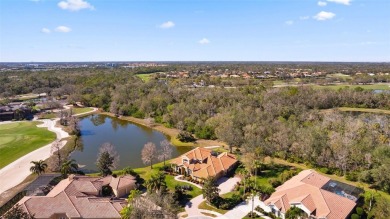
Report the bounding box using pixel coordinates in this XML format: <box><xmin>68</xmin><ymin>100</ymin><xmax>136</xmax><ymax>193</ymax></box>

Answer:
<box><xmin>61</xmin><ymin>159</ymin><xmax>79</xmax><ymax>177</ymax></box>
<box><xmin>30</xmin><ymin>160</ymin><xmax>47</xmax><ymax>175</ymax></box>
<box><xmin>237</xmin><ymin>168</ymin><xmax>249</xmax><ymax>197</ymax></box>
<box><xmin>145</xmin><ymin>171</ymin><xmax>166</xmax><ymax>193</ymax></box>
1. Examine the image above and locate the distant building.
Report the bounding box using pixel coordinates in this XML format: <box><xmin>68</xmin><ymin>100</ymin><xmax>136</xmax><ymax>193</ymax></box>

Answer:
<box><xmin>260</xmin><ymin>169</ymin><xmax>362</xmax><ymax>219</ymax></box>
<box><xmin>17</xmin><ymin>174</ymin><xmax>137</xmax><ymax>219</ymax></box>
<box><xmin>0</xmin><ymin>103</ymin><xmax>31</xmax><ymax>121</ymax></box>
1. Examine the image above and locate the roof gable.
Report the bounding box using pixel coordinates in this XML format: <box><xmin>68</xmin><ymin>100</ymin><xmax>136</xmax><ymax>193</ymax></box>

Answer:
<box><xmin>264</xmin><ymin>170</ymin><xmax>357</xmax><ymax>219</ymax></box>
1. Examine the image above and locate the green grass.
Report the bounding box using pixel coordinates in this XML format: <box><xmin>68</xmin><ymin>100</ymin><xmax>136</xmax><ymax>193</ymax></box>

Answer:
<box><xmin>133</xmin><ymin>160</ymin><xmax>201</xmax><ymax>196</ymax></box>
<box><xmin>71</xmin><ymin>107</ymin><xmax>94</xmax><ymax>115</ymax></box>
<box><xmin>272</xmin><ymin>80</ymin><xmax>285</xmax><ymax>86</ymax></box>
<box><xmin>165</xmin><ymin>175</ymin><xmax>202</xmax><ymax>197</ymax></box>
<box><xmin>337</xmin><ymin>107</ymin><xmax>390</xmax><ymax>115</ymax></box>
<box><xmin>0</xmin><ymin>122</ymin><xmax>56</xmax><ymax>169</ymax></box>
<box><xmin>15</xmin><ymin>94</ymin><xmax>41</xmax><ymax>101</ymax></box>
<box><xmin>38</xmin><ymin>112</ymin><xmax>57</xmax><ymax>119</ymax></box>
<box><xmin>131</xmin><ymin>161</ymin><xmax>202</xmax><ymax>208</ymax></box>
<box><xmin>136</xmin><ymin>73</ymin><xmax>156</xmax><ymax>82</ymax></box>
<box><xmin>312</xmin><ymin>84</ymin><xmax>390</xmax><ymax>90</ymax></box>
<box><xmin>198</xmin><ymin>201</ymin><xmax>229</xmax><ymax>214</ymax></box>
<box><xmin>170</xmin><ymin>136</ymin><xmax>196</xmax><ymax>147</ymax></box>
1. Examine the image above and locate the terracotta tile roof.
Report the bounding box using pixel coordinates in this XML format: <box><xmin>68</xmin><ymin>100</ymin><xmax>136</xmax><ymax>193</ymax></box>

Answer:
<box><xmin>22</xmin><ymin>191</ymin><xmax>81</xmax><ymax>218</ymax></box>
<box><xmin>321</xmin><ymin>189</ymin><xmax>356</xmax><ymax>219</ymax></box>
<box><xmin>300</xmin><ymin>194</ymin><xmax>316</xmax><ymax>213</ymax></box>
<box><xmin>110</xmin><ymin>175</ymin><xmax>137</xmax><ymax>190</ymax></box>
<box><xmin>173</xmin><ymin>147</ymin><xmax>238</xmax><ymax>179</ymax></box>
<box><xmin>68</xmin><ymin>196</ymin><xmax>121</xmax><ymax>218</ymax></box>
<box><xmin>183</xmin><ymin>147</ymin><xmax>212</xmax><ymax>161</ymax></box>
<box><xmin>264</xmin><ymin>170</ymin><xmax>357</xmax><ymax>219</ymax></box>
<box><xmin>301</xmin><ymin>171</ymin><xmax>330</xmax><ymax>188</ymax></box>
<box><xmin>18</xmin><ymin>175</ymin><xmax>136</xmax><ymax>219</ymax></box>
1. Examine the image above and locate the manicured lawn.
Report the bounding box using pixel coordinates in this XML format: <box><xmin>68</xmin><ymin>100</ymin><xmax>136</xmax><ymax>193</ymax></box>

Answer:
<box><xmin>170</xmin><ymin>136</ymin><xmax>196</xmax><ymax>147</ymax></box>
<box><xmin>133</xmin><ymin>160</ymin><xmax>201</xmax><ymax>195</ymax></box>
<box><xmin>71</xmin><ymin>107</ymin><xmax>94</xmax><ymax>115</ymax></box>
<box><xmin>132</xmin><ymin>161</ymin><xmax>202</xmax><ymax>207</ymax></box>
<box><xmin>0</xmin><ymin>122</ymin><xmax>56</xmax><ymax>169</ymax></box>
<box><xmin>165</xmin><ymin>175</ymin><xmax>202</xmax><ymax>198</ymax></box>
<box><xmin>337</xmin><ymin>107</ymin><xmax>390</xmax><ymax>115</ymax></box>
<box><xmin>136</xmin><ymin>73</ymin><xmax>156</xmax><ymax>82</ymax></box>
<box><xmin>198</xmin><ymin>200</ymin><xmax>229</xmax><ymax>214</ymax></box>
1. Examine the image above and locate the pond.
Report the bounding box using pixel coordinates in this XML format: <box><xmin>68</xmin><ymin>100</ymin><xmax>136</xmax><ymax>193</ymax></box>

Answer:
<box><xmin>70</xmin><ymin>114</ymin><xmax>191</xmax><ymax>173</ymax></box>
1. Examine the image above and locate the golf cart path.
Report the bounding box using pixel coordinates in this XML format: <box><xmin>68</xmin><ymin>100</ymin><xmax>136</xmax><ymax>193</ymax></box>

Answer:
<box><xmin>0</xmin><ymin>107</ymin><xmax>97</xmax><ymax>195</ymax></box>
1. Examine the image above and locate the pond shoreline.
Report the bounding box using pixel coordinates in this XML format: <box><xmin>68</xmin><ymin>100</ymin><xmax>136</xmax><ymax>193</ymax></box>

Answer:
<box><xmin>99</xmin><ymin>112</ymin><xmax>227</xmax><ymax>148</ymax></box>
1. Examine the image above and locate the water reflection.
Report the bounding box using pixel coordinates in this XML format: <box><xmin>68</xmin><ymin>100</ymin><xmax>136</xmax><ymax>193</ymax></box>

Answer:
<box><xmin>70</xmin><ymin>114</ymin><xmax>192</xmax><ymax>172</ymax></box>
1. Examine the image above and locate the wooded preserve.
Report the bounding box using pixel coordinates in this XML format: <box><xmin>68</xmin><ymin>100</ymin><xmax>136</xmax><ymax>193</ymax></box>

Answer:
<box><xmin>0</xmin><ymin>67</ymin><xmax>389</xmax><ymax>198</ymax></box>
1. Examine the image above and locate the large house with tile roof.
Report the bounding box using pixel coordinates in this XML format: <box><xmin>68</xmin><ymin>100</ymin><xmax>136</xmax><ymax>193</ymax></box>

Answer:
<box><xmin>16</xmin><ymin>174</ymin><xmax>137</xmax><ymax>219</ymax></box>
<box><xmin>171</xmin><ymin>147</ymin><xmax>238</xmax><ymax>182</ymax></box>
<box><xmin>261</xmin><ymin>169</ymin><xmax>362</xmax><ymax>219</ymax></box>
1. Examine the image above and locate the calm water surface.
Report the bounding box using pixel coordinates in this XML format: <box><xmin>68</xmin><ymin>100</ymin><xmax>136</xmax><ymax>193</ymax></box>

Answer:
<box><xmin>70</xmin><ymin>114</ymin><xmax>191</xmax><ymax>172</ymax></box>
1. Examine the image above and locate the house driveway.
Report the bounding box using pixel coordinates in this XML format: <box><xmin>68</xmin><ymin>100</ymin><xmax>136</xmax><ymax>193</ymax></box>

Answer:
<box><xmin>183</xmin><ymin>177</ymin><xmax>241</xmax><ymax>219</ymax></box>
<box><xmin>215</xmin><ymin>196</ymin><xmax>272</xmax><ymax>219</ymax></box>
<box><xmin>218</xmin><ymin>176</ymin><xmax>240</xmax><ymax>195</ymax></box>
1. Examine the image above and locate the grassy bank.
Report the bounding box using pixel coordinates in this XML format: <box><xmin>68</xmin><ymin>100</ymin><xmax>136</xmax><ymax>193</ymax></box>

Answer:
<box><xmin>336</xmin><ymin>107</ymin><xmax>390</xmax><ymax>115</ymax></box>
<box><xmin>0</xmin><ymin>121</ymin><xmax>56</xmax><ymax>169</ymax></box>
<box><xmin>100</xmin><ymin>112</ymin><xmax>226</xmax><ymax>148</ymax></box>
<box><xmin>71</xmin><ymin>107</ymin><xmax>94</xmax><ymax>115</ymax></box>
<box><xmin>136</xmin><ymin>73</ymin><xmax>156</xmax><ymax>82</ymax></box>
<box><xmin>312</xmin><ymin>83</ymin><xmax>390</xmax><ymax>90</ymax></box>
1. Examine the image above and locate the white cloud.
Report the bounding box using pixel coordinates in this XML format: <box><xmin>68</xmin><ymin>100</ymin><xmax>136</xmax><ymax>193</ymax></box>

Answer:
<box><xmin>58</xmin><ymin>0</ymin><xmax>94</xmax><ymax>11</ymax></box>
<box><xmin>199</xmin><ymin>38</ymin><xmax>210</xmax><ymax>45</ymax></box>
<box><xmin>55</xmin><ymin>26</ymin><xmax>72</xmax><ymax>33</ymax></box>
<box><xmin>318</xmin><ymin>1</ymin><xmax>327</xmax><ymax>6</ymax></box>
<box><xmin>299</xmin><ymin>16</ymin><xmax>310</xmax><ymax>20</ymax></box>
<box><xmin>313</xmin><ymin>11</ymin><xmax>336</xmax><ymax>21</ymax></box>
<box><xmin>159</xmin><ymin>21</ymin><xmax>175</xmax><ymax>29</ymax></box>
<box><xmin>285</xmin><ymin>20</ymin><xmax>294</xmax><ymax>25</ymax></box>
<box><xmin>41</xmin><ymin>28</ymin><xmax>51</xmax><ymax>33</ymax></box>
<box><xmin>327</xmin><ymin>0</ymin><xmax>351</xmax><ymax>5</ymax></box>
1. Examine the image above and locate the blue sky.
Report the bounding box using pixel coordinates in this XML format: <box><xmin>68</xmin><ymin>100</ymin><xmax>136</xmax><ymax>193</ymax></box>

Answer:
<box><xmin>0</xmin><ymin>0</ymin><xmax>389</xmax><ymax>62</ymax></box>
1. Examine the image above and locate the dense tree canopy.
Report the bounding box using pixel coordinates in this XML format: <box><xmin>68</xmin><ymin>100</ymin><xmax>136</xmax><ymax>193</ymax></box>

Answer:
<box><xmin>1</xmin><ymin>67</ymin><xmax>389</xmax><ymax>194</ymax></box>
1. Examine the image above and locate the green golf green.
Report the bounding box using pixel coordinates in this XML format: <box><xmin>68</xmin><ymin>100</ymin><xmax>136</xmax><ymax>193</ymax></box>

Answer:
<box><xmin>0</xmin><ymin>121</ymin><xmax>56</xmax><ymax>169</ymax></box>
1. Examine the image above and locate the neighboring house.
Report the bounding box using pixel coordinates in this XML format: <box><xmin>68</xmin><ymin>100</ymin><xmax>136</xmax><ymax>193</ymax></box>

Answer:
<box><xmin>0</xmin><ymin>103</ymin><xmax>31</xmax><ymax>121</ymax></box>
<box><xmin>17</xmin><ymin>174</ymin><xmax>137</xmax><ymax>219</ymax></box>
<box><xmin>261</xmin><ymin>169</ymin><xmax>363</xmax><ymax>219</ymax></box>
<box><xmin>171</xmin><ymin>147</ymin><xmax>237</xmax><ymax>182</ymax></box>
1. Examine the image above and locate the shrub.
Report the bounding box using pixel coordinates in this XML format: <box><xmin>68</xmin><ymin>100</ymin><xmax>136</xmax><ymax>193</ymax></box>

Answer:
<box><xmin>351</xmin><ymin>213</ymin><xmax>360</xmax><ymax>219</ymax></box>
<box><xmin>319</xmin><ymin>167</ymin><xmax>331</xmax><ymax>174</ymax></box>
<box><xmin>177</xmin><ymin>131</ymin><xmax>196</xmax><ymax>142</ymax></box>
<box><xmin>268</xmin><ymin>178</ymin><xmax>282</xmax><ymax>188</ymax></box>
<box><xmin>122</xmin><ymin>166</ymin><xmax>138</xmax><ymax>177</ymax></box>
<box><xmin>258</xmin><ymin>184</ymin><xmax>275</xmax><ymax>195</ymax></box>
<box><xmin>359</xmin><ymin>170</ymin><xmax>373</xmax><ymax>183</ymax></box>
<box><xmin>346</xmin><ymin>172</ymin><xmax>359</xmax><ymax>182</ymax></box>
<box><xmin>356</xmin><ymin>207</ymin><xmax>364</xmax><ymax>216</ymax></box>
